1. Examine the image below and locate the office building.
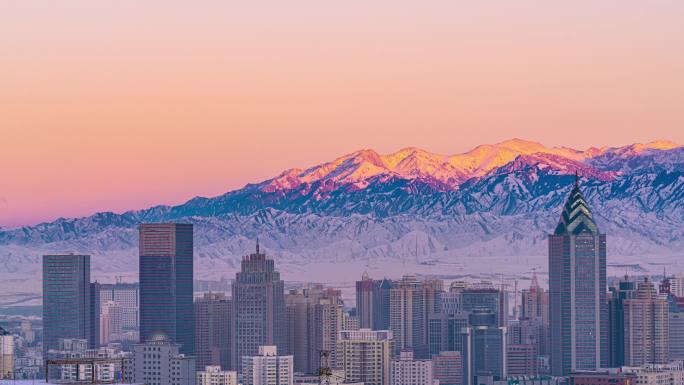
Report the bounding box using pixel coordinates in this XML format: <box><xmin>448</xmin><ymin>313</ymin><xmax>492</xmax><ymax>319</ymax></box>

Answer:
<box><xmin>232</xmin><ymin>242</ymin><xmax>285</xmax><ymax>370</ymax></box>
<box><xmin>241</xmin><ymin>346</ymin><xmax>293</xmax><ymax>385</ymax></box>
<box><xmin>461</xmin><ymin>309</ymin><xmax>507</xmax><ymax>385</ymax></box>
<box><xmin>337</xmin><ymin>329</ymin><xmax>393</xmax><ymax>385</ymax></box>
<box><xmin>568</xmin><ymin>371</ymin><xmax>636</xmax><ymax>385</ymax></box>
<box><xmin>43</xmin><ymin>254</ymin><xmax>98</xmax><ymax>355</ymax></box>
<box><xmin>100</xmin><ymin>300</ymin><xmax>123</xmax><ymax>344</ymax></box>
<box><xmin>428</xmin><ymin>311</ymin><xmax>469</xmax><ymax>357</ymax></box>
<box><xmin>669</xmin><ymin>311</ymin><xmax>684</xmax><ymax>360</ymax></box>
<box><xmin>128</xmin><ymin>334</ymin><xmax>196</xmax><ymax>385</ymax></box>
<box><xmin>197</xmin><ymin>366</ymin><xmax>238</xmax><ymax>385</ymax></box>
<box><xmin>548</xmin><ymin>179</ymin><xmax>608</xmax><ymax>375</ymax></box>
<box><xmin>195</xmin><ymin>292</ymin><xmax>232</xmax><ymax>370</ymax></box>
<box><xmin>390</xmin><ymin>350</ymin><xmax>435</xmax><ymax>385</ymax></box>
<box><xmin>623</xmin><ymin>278</ymin><xmax>669</xmax><ymax>366</ymax></box>
<box><xmin>432</xmin><ymin>351</ymin><xmax>462</xmax><ymax>385</ymax></box>
<box><xmin>139</xmin><ymin>223</ymin><xmax>194</xmax><ymax>355</ymax></box>
<box><xmin>377</xmin><ymin>279</ymin><xmax>393</xmax><ymax>331</ymax></box>
<box><xmin>460</xmin><ymin>286</ymin><xmax>507</xmax><ymax>328</ymax></box>
<box><xmin>608</xmin><ymin>276</ymin><xmax>636</xmax><ymax>367</ymax></box>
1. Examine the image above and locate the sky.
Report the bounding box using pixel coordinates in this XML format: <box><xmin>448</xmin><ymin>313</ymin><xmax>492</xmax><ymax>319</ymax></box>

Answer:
<box><xmin>1</xmin><ymin>1</ymin><xmax>683</xmax><ymax>227</ymax></box>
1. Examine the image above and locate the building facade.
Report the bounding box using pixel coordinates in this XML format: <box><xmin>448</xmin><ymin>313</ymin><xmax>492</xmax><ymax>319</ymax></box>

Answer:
<box><xmin>195</xmin><ymin>292</ymin><xmax>232</xmax><ymax>370</ymax></box>
<box><xmin>548</xmin><ymin>180</ymin><xmax>608</xmax><ymax>375</ymax></box>
<box><xmin>197</xmin><ymin>365</ymin><xmax>238</xmax><ymax>385</ymax></box>
<box><xmin>432</xmin><ymin>351</ymin><xmax>462</xmax><ymax>385</ymax></box>
<box><xmin>608</xmin><ymin>276</ymin><xmax>636</xmax><ymax>367</ymax></box>
<box><xmin>390</xmin><ymin>350</ymin><xmax>435</xmax><ymax>385</ymax></box>
<box><xmin>0</xmin><ymin>326</ymin><xmax>13</xmax><ymax>379</ymax></box>
<box><xmin>241</xmin><ymin>346</ymin><xmax>293</xmax><ymax>385</ymax></box>
<box><xmin>100</xmin><ymin>282</ymin><xmax>139</xmax><ymax>331</ymax></box>
<box><xmin>43</xmin><ymin>254</ymin><xmax>97</xmax><ymax>355</ymax></box>
<box><xmin>623</xmin><ymin>278</ymin><xmax>669</xmax><ymax>366</ymax></box>
<box><xmin>139</xmin><ymin>223</ymin><xmax>195</xmax><ymax>355</ymax></box>
<box><xmin>128</xmin><ymin>334</ymin><xmax>196</xmax><ymax>385</ymax></box>
<box><xmin>337</xmin><ymin>329</ymin><xmax>393</xmax><ymax>385</ymax></box>
<box><xmin>461</xmin><ymin>309</ymin><xmax>507</xmax><ymax>385</ymax></box>
<box><xmin>232</xmin><ymin>242</ymin><xmax>285</xmax><ymax>370</ymax></box>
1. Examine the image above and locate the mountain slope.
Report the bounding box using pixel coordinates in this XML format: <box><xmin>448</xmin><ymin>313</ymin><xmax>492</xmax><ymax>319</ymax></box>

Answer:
<box><xmin>1</xmin><ymin>139</ymin><xmax>683</xmax><ymax>282</ymax></box>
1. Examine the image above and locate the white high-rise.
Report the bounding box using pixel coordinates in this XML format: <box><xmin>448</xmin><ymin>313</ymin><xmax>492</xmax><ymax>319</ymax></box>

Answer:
<box><xmin>242</xmin><ymin>346</ymin><xmax>293</xmax><ymax>385</ymax></box>
<box><xmin>0</xmin><ymin>326</ymin><xmax>13</xmax><ymax>379</ymax></box>
<box><xmin>197</xmin><ymin>366</ymin><xmax>237</xmax><ymax>385</ymax></box>
<box><xmin>127</xmin><ymin>334</ymin><xmax>196</xmax><ymax>385</ymax></box>
<box><xmin>337</xmin><ymin>329</ymin><xmax>393</xmax><ymax>385</ymax></box>
<box><xmin>390</xmin><ymin>351</ymin><xmax>436</xmax><ymax>385</ymax></box>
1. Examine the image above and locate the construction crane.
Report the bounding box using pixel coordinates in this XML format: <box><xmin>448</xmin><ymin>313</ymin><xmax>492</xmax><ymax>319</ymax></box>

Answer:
<box><xmin>319</xmin><ymin>351</ymin><xmax>344</xmax><ymax>385</ymax></box>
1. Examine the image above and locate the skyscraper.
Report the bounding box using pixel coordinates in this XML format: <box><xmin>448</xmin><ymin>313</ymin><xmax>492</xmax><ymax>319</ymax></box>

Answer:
<box><xmin>232</xmin><ymin>241</ymin><xmax>285</xmax><ymax>370</ymax></box>
<box><xmin>608</xmin><ymin>276</ymin><xmax>636</xmax><ymax>367</ymax></box>
<box><xmin>43</xmin><ymin>254</ymin><xmax>96</xmax><ymax>355</ymax></box>
<box><xmin>623</xmin><ymin>278</ymin><xmax>669</xmax><ymax>366</ymax></box>
<box><xmin>461</xmin><ymin>309</ymin><xmax>507</xmax><ymax>385</ymax></box>
<box><xmin>460</xmin><ymin>285</ymin><xmax>508</xmax><ymax>328</ymax></box>
<box><xmin>139</xmin><ymin>223</ymin><xmax>194</xmax><ymax>355</ymax></box>
<box><xmin>195</xmin><ymin>292</ymin><xmax>232</xmax><ymax>370</ymax></box>
<box><xmin>548</xmin><ymin>178</ymin><xmax>607</xmax><ymax>375</ymax></box>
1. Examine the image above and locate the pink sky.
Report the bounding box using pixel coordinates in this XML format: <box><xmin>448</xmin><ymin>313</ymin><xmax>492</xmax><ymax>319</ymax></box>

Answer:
<box><xmin>2</xmin><ymin>1</ymin><xmax>683</xmax><ymax>227</ymax></box>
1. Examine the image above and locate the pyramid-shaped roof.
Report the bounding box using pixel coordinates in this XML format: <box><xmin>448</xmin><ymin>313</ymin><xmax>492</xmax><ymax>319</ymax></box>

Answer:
<box><xmin>554</xmin><ymin>178</ymin><xmax>599</xmax><ymax>236</ymax></box>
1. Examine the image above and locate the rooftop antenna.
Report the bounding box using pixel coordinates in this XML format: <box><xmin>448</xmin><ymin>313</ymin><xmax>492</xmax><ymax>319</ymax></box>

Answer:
<box><xmin>256</xmin><ymin>237</ymin><xmax>260</xmax><ymax>254</ymax></box>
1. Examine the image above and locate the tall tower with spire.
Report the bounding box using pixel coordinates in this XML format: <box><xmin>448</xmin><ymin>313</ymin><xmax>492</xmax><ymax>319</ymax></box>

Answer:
<box><xmin>232</xmin><ymin>240</ymin><xmax>285</xmax><ymax>370</ymax></box>
<box><xmin>548</xmin><ymin>179</ymin><xmax>608</xmax><ymax>375</ymax></box>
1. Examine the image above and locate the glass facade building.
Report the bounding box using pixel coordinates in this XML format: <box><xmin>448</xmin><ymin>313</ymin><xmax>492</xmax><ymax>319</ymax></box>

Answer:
<box><xmin>139</xmin><ymin>223</ymin><xmax>194</xmax><ymax>355</ymax></box>
<box><xmin>548</xmin><ymin>180</ymin><xmax>607</xmax><ymax>376</ymax></box>
<box><xmin>42</xmin><ymin>254</ymin><xmax>93</xmax><ymax>355</ymax></box>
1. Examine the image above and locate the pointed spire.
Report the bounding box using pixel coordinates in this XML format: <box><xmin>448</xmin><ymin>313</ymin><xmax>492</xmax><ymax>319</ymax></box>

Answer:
<box><xmin>575</xmin><ymin>170</ymin><xmax>579</xmax><ymax>187</ymax></box>
<box><xmin>256</xmin><ymin>237</ymin><xmax>260</xmax><ymax>254</ymax></box>
<box><xmin>530</xmin><ymin>270</ymin><xmax>540</xmax><ymax>289</ymax></box>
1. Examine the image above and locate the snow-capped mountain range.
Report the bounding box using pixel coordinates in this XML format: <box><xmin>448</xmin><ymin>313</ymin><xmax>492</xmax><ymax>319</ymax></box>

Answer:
<box><xmin>2</xmin><ymin>138</ymin><xmax>684</xmax><ymax>286</ymax></box>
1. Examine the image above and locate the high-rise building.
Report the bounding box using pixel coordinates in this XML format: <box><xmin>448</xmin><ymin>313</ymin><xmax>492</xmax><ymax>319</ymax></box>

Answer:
<box><xmin>548</xmin><ymin>179</ymin><xmax>608</xmax><ymax>375</ymax></box>
<box><xmin>337</xmin><ymin>329</ymin><xmax>393</xmax><ymax>385</ymax></box>
<box><xmin>0</xmin><ymin>326</ymin><xmax>13</xmax><ymax>379</ymax></box>
<box><xmin>139</xmin><ymin>223</ymin><xmax>194</xmax><ymax>355</ymax></box>
<box><xmin>241</xmin><ymin>346</ymin><xmax>293</xmax><ymax>385</ymax></box>
<box><xmin>127</xmin><ymin>334</ymin><xmax>196</xmax><ymax>385</ymax></box>
<box><xmin>357</xmin><ymin>272</ymin><xmax>381</xmax><ymax>330</ymax></box>
<box><xmin>441</xmin><ymin>281</ymin><xmax>468</xmax><ymax>315</ymax></box>
<box><xmin>377</xmin><ymin>279</ymin><xmax>393</xmax><ymax>331</ymax></box>
<box><xmin>623</xmin><ymin>278</ymin><xmax>669</xmax><ymax>366</ymax></box>
<box><xmin>89</xmin><ymin>282</ymin><xmax>101</xmax><ymax>348</ymax></box>
<box><xmin>390</xmin><ymin>275</ymin><xmax>441</xmax><ymax>358</ymax></box>
<box><xmin>284</xmin><ymin>286</ymin><xmax>344</xmax><ymax>373</ymax></box>
<box><xmin>432</xmin><ymin>351</ymin><xmax>462</xmax><ymax>385</ymax></box>
<box><xmin>427</xmin><ymin>311</ymin><xmax>469</xmax><ymax>357</ymax></box>
<box><xmin>197</xmin><ymin>366</ymin><xmax>238</xmax><ymax>385</ymax></box>
<box><xmin>669</xmin><ymin>311</ymin><xmax>684</xmax><ymax>360</ymax></box>
<box><xmin>461</xmin><ymin>309</ymin><xmax>507</xmax><ymax>385</ymax></box>
<box><xmin>460</xmin><ymin>286</ymin><xmax>507</xmax><ymax>328</ymax></box>
<box><xmin>521</xmin><ymin>273</ymin><xmax>548</xmax><ymax>324</ymax></box>
<box><xmin>100</xmin><ymin>300</ymin><xmax>123</xmax><ymax>344</ymax></box>
<box><xmin>195</xmin><ymin>292</ymin><xmax>232</xmax><ymax>370</ymax></box>
<box><xmin>100</xmin><ymin>283</ymin><xmax>139</xmax><ymax>331</ymax></box>
<box><xmin>43</xmin><ymin>254</ymin><xmax>98</xmax><ymax>355</ymax></box>
<box><xmin>608</xmin><ymin>276</ymin><xmax>636</xmax><ymax>367</ymax></box>
<box><xmin>390</xmin><ymin>350</ymin><xmax>435</xmax><ymax>385</ymax></box>
<box><xmin>232</xmin><ymin>242</ymin><xmax>285</xmax><ymax>370</ymax></box>
<box><xmin>507</xmin><ymin>318</ymin><xmax>548</xmax><ymax>358</ymax></box>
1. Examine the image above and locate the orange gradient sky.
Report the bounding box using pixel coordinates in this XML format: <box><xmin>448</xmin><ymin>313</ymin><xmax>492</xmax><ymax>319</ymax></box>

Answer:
<box><xmin>2</xmin><ymin>1</ymin><xmax>683</xmax><ymax>227</ymax></box>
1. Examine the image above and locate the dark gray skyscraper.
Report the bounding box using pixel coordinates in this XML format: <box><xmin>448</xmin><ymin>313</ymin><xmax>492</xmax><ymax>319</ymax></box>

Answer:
<box><xmin>43</xmin><ymin>254</ymin><xmax>94</xmax><ymax>355</ymax></box>
<box><xmin>139</xmin><ymin>223</ymin><xmax>194</xmax><ymax>355</ymax></box>
<box><xmin>548</xmin><ymin>178</ymin><xmax>607</xmax><ymax>375</ymax></box>
<box><xmin>232</xmin><ymin>241</ymin><xmax>285</xmax><ymax>370</ymax></box>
